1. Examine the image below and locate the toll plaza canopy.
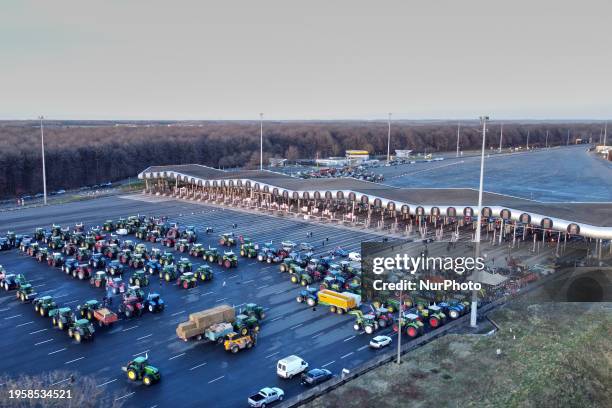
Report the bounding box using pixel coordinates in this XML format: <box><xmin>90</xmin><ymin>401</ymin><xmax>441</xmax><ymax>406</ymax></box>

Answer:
<box><xmin>138</xmin><ymin>164</ymin><xmax>612</xmax><ymax>239</ymax></box>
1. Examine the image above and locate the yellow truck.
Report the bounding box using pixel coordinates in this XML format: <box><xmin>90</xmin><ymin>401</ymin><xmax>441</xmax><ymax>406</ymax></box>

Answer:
<box><xmin>315</xmin><ymin>289</ymin><xmax>361</xmax><ymax>314</ymax></box>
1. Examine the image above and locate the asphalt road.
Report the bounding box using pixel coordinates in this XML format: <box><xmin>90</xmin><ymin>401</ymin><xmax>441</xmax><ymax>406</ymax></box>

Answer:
<box><xmin>0</xmin><ymin>196</ymin><xmax>411</xmax><ymax>408</ymax></box>
<box><xmin>378</xmin><ymin>145</ymin><xmax>612</xmax><ymax>202</ymax></box>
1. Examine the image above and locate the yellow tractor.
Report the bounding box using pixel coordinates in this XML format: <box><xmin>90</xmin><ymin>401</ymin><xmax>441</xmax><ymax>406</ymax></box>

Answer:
<box><xmin>223</xmin><ymin>332</ymin><xmax>255</xmax><ymax>354</ymax></box>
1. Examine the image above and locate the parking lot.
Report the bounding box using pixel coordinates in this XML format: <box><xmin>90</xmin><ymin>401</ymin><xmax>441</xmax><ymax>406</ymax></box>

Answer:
<box><xmin>1</xmin><ymin>195</ymin><xmax>410</xmax><ymax>407</ymax></box>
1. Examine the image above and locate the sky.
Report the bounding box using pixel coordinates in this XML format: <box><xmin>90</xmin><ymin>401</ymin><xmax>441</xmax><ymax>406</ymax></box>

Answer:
<box><xmin>1</xmin><ymin>0</ymin><xmax>611</xmax><ymax>120</ymax></box>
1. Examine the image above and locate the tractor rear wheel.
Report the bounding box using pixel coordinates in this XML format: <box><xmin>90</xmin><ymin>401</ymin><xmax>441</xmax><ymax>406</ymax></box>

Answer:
<box><xmin>125</xmin><ymin>309</ymin><xmax>132</xmax><ymax>318</ymax></box>
<box><xmin>148</xmin><ymin>304</ymin><xmax>154</xmax><ymax>313</ymax></box>
<box><xmin>353</xmin><ymin>323</ymin><xmax>360</xmax><ymax>331</ymax></box>
<box><xmin>231</xmin><ymin>345</ymin><xmax>239</xmax><ymax>354</ymax></box>
<box><xmin>52</xmin><ymin>318</ymin><xmax>57</xmax><ymax>326</ymax></box>
<box><xmin>224</xmin><ymin>260</ymin><xmax>231</xmax><ymax>268</ymax></box>
<box><xmin>34</xmin><ymin>304</ymin><xmax>39</xmax><ymax>312</ymax></box>
<box><xmin>87</xmin><ymin>311</ymin><xmax>93</xmax><ymax>320</ymax></box>
<box><xmin>378</xmin><ymin>319</ymin><xmax>387</xmax><ymax>328</ymax></box>
<box><xmin>429</xmin><ymin>316</ymin><xmax>440</xmax><ymax>328</ymax></box>
<box><xmin>59</xmin><ymin>321</ymin><xmax>64</xmax><ymax>330</ymax></box>
<box><xmin>307</xmin><ymin>298</ymin><xmax>316</xmax><ymax>307</ymax></box>
<box><xmin>40</xmin><ymin>308</ymin><xmax>46</xmax><ymax>317</ymax></box>
<box><xmin>365</xmin><ymin>325</ymin><xmax>374</xmax><ymax>334</ymax></box>
<box><xmin>296</xmin><ymin>295</ymin><xmax>304</xmax><ymax>303</ymax></box>
<box><xmin>336</xmin><ymin>308</ymin><xmax>344</xmax><ymax>315</ymax></box>
<box><xmin>68</xmin><ymin>328</ymin><xmax>73</xmax><ymax>338</ymax></box>
<box><xmin>449</xmin><ymin>310</ymin><xmax>459</xmax><ymax>319</ymax></box>
<box><xmin>135</xmin><ymin>279</ymin><xmax>141</xmax><ymax>287</ymax></box>
<box><xmin>75</xmin><ymin>332</ymin><xmax>82</xmax><ymax>343</ymax></box>
<box><xmin>290</xmin><ymin>275</ymin><xmax>298</xmax><ymax>284</ymax></box>
<box><xmin>330</xmin><ymin>306</ymin><xmax>336</xmax><ymax>313</ymax></box>
<box><xmin>301</xmin><ymin>279</ymin><xmax>308</xmax><ymax>286</ymax></box>
<box><xmin>183</xmin><ymin>281</ymin><xmax>189</xmax><ymax>289</ymax></box>
<box><xmin>406</xmin><ymin>326</ymin><xmax>418</xmax><ymax>338</ymax></box>
<box><xmin>246</xmin><ymin>341</ymin><xmax>253</xmax><ymax>348</ymax></box>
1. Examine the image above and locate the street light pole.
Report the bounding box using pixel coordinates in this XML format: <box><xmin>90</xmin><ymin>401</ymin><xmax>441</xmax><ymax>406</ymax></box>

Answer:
<box><xmin>498</xmin><ymin>123</ymin><xmax>503</xmax><ymax>152</ymax></box>
<box><xmin>387</xmin><ymin>113</ymin><xmax>392</xmax><ymax>163</ymax></box>
<box><xmin>545</xmin><ymin>130</ymin><xmax>549</xmax><ymax>148</ymax></box>
<box><xmin>259</xmin><ymin>113</ymin><xmax>263</xmax><ymax>170</ymax></box>
<box><xmin>470</xmin><ymin>115</ymin><xmax>488</xmax><ymax>328</ymax></box>
<box><xmin>605</xmin><ymin>122</ymin><xmax>608</xmax><ymax>146</ymax></box>
<box><xmin>526</xmin><ymin>130</ymin><xmax>530</xmax><ymax>150</ymax></box>
<box><xmin>566</xmin><ymin>129</ymin><xmax>570</xmax><ymax>146</ymax></box>
<box><xmin>39</xmin><ymin>116</ymin><xmax>48</xmax><ymax>205</ymax></box>
<box><xmin>456</xmin><ymin>122</ymin><xmax>461</xmax><ymax>157</ymax></box>
<box><xmin>396</xmin><ymin>286</ymin><xmax>403</xmax><ymax>364</ymax></box>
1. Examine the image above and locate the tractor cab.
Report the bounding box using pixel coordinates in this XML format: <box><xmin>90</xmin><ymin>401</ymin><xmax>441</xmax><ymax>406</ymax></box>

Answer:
<box><xmin>195</xmin><ymin>264</ymin><xmax>214</xmax><ymax>281</ymax></box>
<box><xmin>177</xmin><ymin>272</ymin><xmax>197</xmax><ymax>289</ymax></box>
<box><xmin>17</xmin><ymin>283</ymin><xmax>37</xmax><ymax>302</ymax></box>
<box><xmin>124</xmin><ymin>286</ymin><xmax>145</xmax><ymax>301</ymax></box>
<box><xmin>144</xmin><ymin>293</ymin><xmax>165</xmax><ymax>313</ymax></box>
<box><xmin>68</xmin><ymin>319</ymin><xmax>95</xmax><ymax>342</ymax></box>
<box><xmin>244</xmin><ymin>303</ymin><xmax>265</xmax><ymax>320</ymax></box>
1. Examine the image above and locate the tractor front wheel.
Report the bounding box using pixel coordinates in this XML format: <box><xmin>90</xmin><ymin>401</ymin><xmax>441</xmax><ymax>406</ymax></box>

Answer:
<box><xmin>353</xmin><ymin>323</ymin><xmax>360</xmax><ymax>331</ymax></box>
<box><xmin>183</xmin><ymin>281</ymin><xmax>189</xmax><ymax>289</ymax></box>
<box><xmin>231</xmin><ymin>345</ymin><xmax>239</xmax><ymax>354</ymax></box>
<box><xmin>330</xmin><ymin>306</ymin><xmax>336</xmax><ymax>313</ymax></box>
<box><xmin>365</xmin><ymin>325</ymin><xmax>374</xmax><ymax>334</ymax></box>
<box><xmin>143</xmin><ymin>376</ymin><xmax>152</xmax><ymax>386</ymax></box>
<box><xmin>74</xmin><ymin>332</ymin><xmax>82</xmax><ymax>343</ymax></box>
<box><xmin>296</xmin><ymin>295</ymin><xmax>304</xmax><ymax>303</ymax></box>
<box><xmin>127</xmin><ymin>370</ymin><xmax>137</xmax><ymax>381</ymax></box>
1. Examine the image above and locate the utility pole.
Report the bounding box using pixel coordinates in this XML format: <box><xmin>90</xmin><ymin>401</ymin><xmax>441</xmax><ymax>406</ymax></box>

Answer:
<box><xmin>498</xmin><ymin>123</ymin><xmax>503</xmax><ymax>152</ymax></box>
<box><xmin>387</xmin><ymin>113</ymin><xmax>392</xmax><ymax>163</ymax></box>
<box><xmin>259</xmin><ymin>113</ymin><xmax>263</xmax><ymax>170</ymax></box>
<box><xmin>396</xmin><ymin>286</ymin><xmax>403</xmax><ymax>364</ymax></box>
<box><xmin>456</xmin><ymin>122</ymin><xmax>461</xmax><ymax>157</ymax></box>
<box><xmin>39</xmin><ymin>116</ymin><xmax>48</xmax><ymax>205</ymax></box>
<box><xmin>545</xmin><ymin>130</ymin><xmax>549</xmax><ymax>148</ymax></box>
<box><xmin>471</xmin><ymin>115</ymin><xmax>488</xmax><ymax>328</ymax></box>
<box><xmin>605</xmin><ymin>122</ymin><xmax>608</xmax><ymax>146</ymax></box>
<box><xmin>566</xmin><ymin>129</ymin><xmax>570</xmax><ymax>146</ymax></box>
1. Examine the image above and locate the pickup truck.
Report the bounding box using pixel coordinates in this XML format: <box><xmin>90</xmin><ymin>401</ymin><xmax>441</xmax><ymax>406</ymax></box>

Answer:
<box><xmin>247</xmin><ymin>387</ymin><xmax>284</xmax><ymax>407</ymax></box>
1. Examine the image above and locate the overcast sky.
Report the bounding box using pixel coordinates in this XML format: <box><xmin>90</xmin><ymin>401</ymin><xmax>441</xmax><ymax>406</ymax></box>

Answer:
<box><xmin>1</xmin><ymin>0</ymin><xmax>610</xmax><ymax>120</ymax></box>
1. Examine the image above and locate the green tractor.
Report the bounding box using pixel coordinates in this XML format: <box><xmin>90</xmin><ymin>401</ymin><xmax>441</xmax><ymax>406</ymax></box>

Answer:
<box><xmin>103</xmin><ymin>220</ymin><xmax>115</xmax><ymax>232</ymax></box>
<box><xmin>123</xmin><ymin>355</ymin><xmax>161</xmax><ymax>386</ymax></box>
<box><xmin>289</xmin><ymin>266</ymin><xmax>306</xmax><ymax>284</ymax></box>
<box><xmin>135</xmin><ymin>227</ymin><xmax>148</xmax><ymax>240</ymax></box>
<box><xmin>159</xmin><ymin>251</ymin><xmax>174</xmax><ymax>266</ymax></box>
<box><xmin>16</xmin><ymin>283</ymin><xmax>37</xmax><ymax>303</ymax></box>
<box><xmin>160</xmin><ymin>265</ymin><xmax>179</xmax><ymax>282</ymax></box>
<box><xmin>218</xmin><ymin>251</ymin><xmax>238</xmax><ymax>269</ymax></box>
<box><xmin>204</xmin><ymin>246</ymin><xmax>220</xmax><ymax>263</ymax></box>
<box><xmin>416</xmin><ymin>304</ymin><xmax>447</xmax><ymax>328</ymax></box>
<box><xmin>68</xmin><ymin>319</ymin><xmax>95</xmax><ymax>343</ymax></box>
<box><xmin>394</xmin><ymin>312</ymin><xmax>425</xmax><ymax>338</ymax></box>
<box><xmin>129</xmin><ymin>270</ymin><xmax>150</xmax><ymax>287</ymax></box>
<box><xmin>50</xmin><ymin>307</ymin><xmax>76</xmax><ymax>330</ymax></box>
<box><xmin>134</xmin><ymin>243</ymin><xmax>148</xmax><ymax>255</ymax></box>
<box><xmin>194</xmin><ymin>264</ymin><xmax>214</xmax><ymax>281</ymax></box>
<box><xmin>177</xmin><ymin>272</ymin><xmax>197</xmax><ymax>289</ymax></box>
<box><xmin>35</xmin><ymin>247</ymin><xmax>49</xmax><ymax>263</ymax></box>
<box><xmin>243</xmin><ymin>303</ymin><xmax>265</xmax><ymax>320</ymax></box>
<box><xmin>189</xmin><ymin>243</ymin><xmax>205</xmax><ymax>258</ymax></box>
<box><xmin>175</xmin><ymin>239</ymin><xmax>191</xmax><ymax>253</ymax></box>
<box><xmin>48</xmin><ymin>236</ymin><xmax>65</xmax><ymax>250</ymax></box>
<box><xmin>33</xmin><ymin>295</ymin><xmax>58</xmax><ymax>317</ymax></box>
<box><xmin>233</xmin><ymin>314</ymin><xmax>260</xmax><ymax>336</ymax></box>
<box><xmin>34</xmin><ymin>227</ymin><xmax>46</xmax><ymax>241</ymax></box>
<box><xmin>219</xmin><ymin>233</ymin><xmax>236</xmax><ymax>247</ymax></box>
<box><xmin>240</xmin><ymin>242</ymin><xmax>257</xmax><ymax>258</ymax></box>
<box><xmin>176</xmin><ymin>257</ymin><xmax>192</xmax><ymax>273</ymax></box>
<box><xmin>349</xmin><ymin>310</ymin><xmax>380</xmax><ymax>334</ymax></box>
<box><xmin>77</xmin><ymin>300</ymin><xmax>101</xmax><ymax>320</ymax></box>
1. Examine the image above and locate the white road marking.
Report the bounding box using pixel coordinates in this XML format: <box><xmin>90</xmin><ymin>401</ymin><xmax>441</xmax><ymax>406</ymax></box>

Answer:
<box><xmin>35</xmin><ymin>339</ymin><xmax>54</xmax><ymax>346</ymax></box>
<box><xmin>311</xmin><ymin>332</ymin><xmax>324</xmax><ymax>339</ymax></box>
<box><xmin>215</xmin><ymin>297</ymin><xmax>227</xmax><ymax>302</ymax></box>
<box><xmin>208</xmin><ymin>375</ymin><xmax>224</xmax><ymax>384</ymax></box>
<box><xmin>115</xmin><ymin>392</ymin><xmax>135</xmax><ymax>402</ymax></box>
<box><xmin>201</xmin><ymin>291</ymin><xmax>214</xmax><ymax>296</ymax></box>
<box><xmin>132</xmin><ymin>349</ymin><xmax>150</xmax><ymax>357</ymax></box>
<box><xmin>265</xmin><ymin>351</ymin><xmax>280</xmax><ymax>359</ymax></box>
<box><xmin>242</xmin><ymin>279</ymin><xmax>254</xmax><ymax>284</ymax></box>
<box><xmin>171</xmin><ymin>310</ymin><xmax>186</xmax><ymax>316</ymax></box>
<box><xmin>289</xmin><ymin>323</ymin><xmax>303</xmax><ymax>330</ymax></box>
<box><xmin>97</xmin><ymin>378</ymin><xmax>118</xmax><ymax>387</ymax></box>
<box><xmin>169</xmin><ymin>353</ymin><xmax>186</xmax><ymax>360</ymax></box>
<box><xmin>256</xmin><ymin>284</ymin><xmax>269</xmax><ymax>289</ymax></box>
<box><xmin>270</xmin><ymin>316</ymin><xmax>283</xmax><ymax>322</ymax></box>
<box><xmin>321</xmin><ymin>360</ymin><xmax>336</xmax><ymax>368</ymax></box>
<box><xmin>343</xmin><ymin>335</ymin><xmax>356</xmax><ymax>342</ymax></box>
<box><xmin>4</xmin><ymin>314</ymin><xmax>22</xmax><ymax>320</ymax></box>
<box><xmin>340</xmin><ymin>352</ymin><xmax>354</xmax><ymax>359</ymax></box>
<box><xmin>64</xmin><ymin>357</ymin><xmax>85</xmax><ymax>365</ymax></box>
<box><xmin>189</xmin><ymin>362</ymin><xmax>207</xmax><ymax>371</ymax></box>
<box><xmin>357</xmin><ymin>345</ymin><xmax>370</xmax><ymax>351</ymax></box>
<box><xmin>54</xmin><ymin>294</ymin><xmax>70</xmax><ymax>299</ymax></box>
<box><xmin>227</xmin><ymin>275</ymin><xmax>238</xmax><ymax>280</ymax></box>
<box><xmin>137</xmin><ymin>334</ymin><xmax>153</xmax><ymax>340</ymax></box>
<box><xmin>64</xmin><ymin>299</ymin><xmax>80</xmax><ymax>305</ymax></box>
<box><xmin>122</xmin><ymin>325</ymin><xmax>139</xmax><ymax>332</ymax></box>
<box><xmin>29</xmin><ymin>328</ymin><xmax>48</xmax><ymax>335</ymax></box>
<box><xmin>31</xmin><ymin>283</ymin><xmax>46</xmax><ymax>288</ymax></box>
<box><xmin>17</xmin><ymin>321</ymin><xmax>34</xmax><ymax>327</ymax></box>
<box><xmin>48</xmin><ymin>348</ymin><xmax>67</xmax><ymax>355</ymax></box>
<box><xmin>50</xmin><ymin>378</ymin><xmax>71</xmax><ymax>386</ymax></box>
<box><xmin>0</xmin><ymin>308</ymin><xmax>10</xmax><ymax>312</ymax></box>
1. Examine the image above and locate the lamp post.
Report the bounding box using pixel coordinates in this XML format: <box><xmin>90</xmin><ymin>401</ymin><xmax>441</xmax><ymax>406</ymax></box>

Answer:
<box><xmin>498</xmin><ymin>123</ymin><xmax>503</xmax><ymax>152</ymax></box>
<box><xmin>387</xmin><ymin>113</ymin><xmax>392</xmax><ymax>163</ymax></box>
<box><xmin>470</xmin><ymin>115</ymin><xmax>488</xmax><ymax>328</ymax></box>
<box><xmin>39</xmin><ymin>116</ymin><xmax>48</xmax><ymax>205</ymax></box>
<box><xmin>545</xmin><ymin>130</ymin><xmax>549</xmax><ymax>148</ymax></box>
<box><xmin>456</xmin><ymin>122</ymin><xmax>461</xmax><ymax>157</ymax></box>
<box><xmin>396</xmin><ymin>285</ymin><xmax>403</xmax><ymax>364</ymax></box>
<box><xmin>259</xmin><ymin>113</ymin><xmax>263</xmax><ymax>170</ymax></box>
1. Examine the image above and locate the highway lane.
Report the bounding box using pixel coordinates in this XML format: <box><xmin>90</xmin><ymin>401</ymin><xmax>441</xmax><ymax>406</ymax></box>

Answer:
<box><xmin>0</xmin><ymin>196</ymin><xmax>406</xmax><ymax>407</ymax></box>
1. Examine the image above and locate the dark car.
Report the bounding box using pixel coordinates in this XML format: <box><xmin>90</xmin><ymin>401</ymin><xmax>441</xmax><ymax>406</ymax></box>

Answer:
<box><xmin>300</xmin><ymin>368</ymin><xmax>333</xmax><ymax>386</ymax></box>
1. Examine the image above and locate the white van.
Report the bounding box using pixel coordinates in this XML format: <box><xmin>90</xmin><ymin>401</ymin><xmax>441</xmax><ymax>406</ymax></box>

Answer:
<box><xmin>277</xmin><ymin>355</ymin><xmax>308</xmax><ymax>379</ymax></box>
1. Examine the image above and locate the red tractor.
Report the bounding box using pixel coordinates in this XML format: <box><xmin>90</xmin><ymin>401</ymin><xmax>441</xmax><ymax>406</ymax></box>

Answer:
<box><xmin>119</xmin><ymin>296</ymin><xmax>144</xmax><ymax>318</ymax></box>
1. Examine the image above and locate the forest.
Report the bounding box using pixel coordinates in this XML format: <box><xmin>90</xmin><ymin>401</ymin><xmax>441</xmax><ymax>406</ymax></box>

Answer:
<box><xmin>0</xmin><ymin>120</ymin><xmax>605</xmax><ymax>198</ymax></box>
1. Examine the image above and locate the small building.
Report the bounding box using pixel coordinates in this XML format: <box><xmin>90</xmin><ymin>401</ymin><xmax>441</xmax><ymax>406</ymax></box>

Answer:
<box><xmin>395</xmin><ymin>149</ymin><xmax>413</xmax><ymax>159</ymax></box>
<box><xmin>315</xmin><ymin>157</ymin><xmax>349</xmax><ymax>167</ymax></box>
<box><xmin>269</xmin><ymin>158</ymin><xmax>287</xmax><ymax>167</ymax></box>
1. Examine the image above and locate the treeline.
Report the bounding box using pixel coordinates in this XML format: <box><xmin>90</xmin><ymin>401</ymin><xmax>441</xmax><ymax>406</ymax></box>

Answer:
<box><xmin>0</xmin><ymin>121</ymin><xmax>604</xmax><ymax>198</ymax></box>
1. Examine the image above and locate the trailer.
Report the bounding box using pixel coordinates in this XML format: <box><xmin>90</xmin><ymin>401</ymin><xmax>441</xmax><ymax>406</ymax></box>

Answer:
<box><xmin>176</xmin><ymin>304</ymin><xmax>236</xmax><ymax>342</ymax></box>
<box><xmin>313</xmin><ymin>289</ymin><xmax>361</xmax><ymax>314</ymax></box>
<box><xmin>92</xmin><ymin>308</ymin><xmax>119</xmax><ymax>327</ymax></box>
